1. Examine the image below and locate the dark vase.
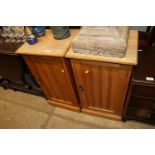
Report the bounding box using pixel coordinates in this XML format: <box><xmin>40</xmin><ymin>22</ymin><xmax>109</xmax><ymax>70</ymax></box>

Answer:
<box><xmin>51</xmin><ymin>26</ymin><xmax>70</xmax><ymax>40</ymax></box>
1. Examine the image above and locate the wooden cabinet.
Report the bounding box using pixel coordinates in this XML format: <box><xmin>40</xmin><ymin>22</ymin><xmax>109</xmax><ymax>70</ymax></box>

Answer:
<box><xmin>24</xmin><ymin>55</ymin><xmax>80</xmax><ymax>111</ymax></box>
<box><xmin>16</xmin><ymin>29</ymin><xmax>81</xmax><ymax>111</ymax></box>
<box><xmin>71</xmin><ymin>59</ymin><xmax>132</xmax><ymax>120</ymax></box>
<box><xmin>16</xmin><ymin>29</ymin><xmax>138</xmax><ymax>121</ymax></box>
<box><xmin>65</xmin><ymin>30</ymin><xmax>138</xmax><ymax>120</ymax></box>
<box><xmin>124</xmin><ymin>47</ymin><xmax>155</xmax><ymax>124</ymax></box>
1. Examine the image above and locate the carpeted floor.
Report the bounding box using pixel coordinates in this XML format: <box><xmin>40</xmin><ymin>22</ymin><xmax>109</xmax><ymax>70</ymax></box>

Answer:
<box><xmin>0</xmin><ymin>87</ymin><xmax>154</xmax><ymax>129</ymax></box>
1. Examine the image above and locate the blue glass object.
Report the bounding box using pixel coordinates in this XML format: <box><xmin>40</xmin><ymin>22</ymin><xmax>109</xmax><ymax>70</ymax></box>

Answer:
<box><xmin>32</xmin><ymin>26</ymin><xmax>46</xmax><ymax>37</ymax></box>
<box><xmin>26</xmin><ymin>35</ymin><xmax>37</xmax><ymax>45</ymax></box>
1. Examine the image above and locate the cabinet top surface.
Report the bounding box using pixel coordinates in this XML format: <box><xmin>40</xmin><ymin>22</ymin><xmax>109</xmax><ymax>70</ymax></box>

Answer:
<box><xmin>16</xmin><ymin>29</ymin><xmax>80</xmax><ymax>57</ymax></box>
<box><xmin>65</xmin><ymin>30</ymin><xmax>138</xmax><ymax>65</ymax></box>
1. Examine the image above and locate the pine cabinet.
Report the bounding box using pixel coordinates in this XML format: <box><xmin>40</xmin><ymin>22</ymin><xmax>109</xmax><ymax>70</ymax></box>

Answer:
<box><xmin>71</xmin><ymin>59</ymin><xmax>132</xmax><ymax>120</ymax></box>
<box><xmin>24</xmin><ymin>55</ymin><xmax>80</xmax><ymax>111</ymax></box>
<box><xmin>16</xmin><ymin>29</ymin><xmax>81</xmax><ymax>111</ymax></box>
<box><xmin>16</xmin><ymin>29</ymin><xmax>138</xmax><ymax>121</ymax></box>
<box><xmin>66</xmin><ymin>30</ymin><xmax>138</xmax><ymax>120</ymax></box>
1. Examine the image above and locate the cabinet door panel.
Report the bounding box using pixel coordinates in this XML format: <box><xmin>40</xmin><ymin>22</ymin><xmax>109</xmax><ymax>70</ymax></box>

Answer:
<box><xmin>24</xmin><ymin>56</ymin><xmax>79</xmax><ymax>109</ymax></box>
<box><xmin>71</xmin><ymin>59</ymin><xmax>132</xmax><ymax>118</ymax></box>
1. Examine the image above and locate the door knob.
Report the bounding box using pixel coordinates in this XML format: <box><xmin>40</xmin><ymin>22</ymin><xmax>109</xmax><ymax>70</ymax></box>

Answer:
<box><xmin>79</xmin><ymin>85</ymin><xmax>84</xmax><ymax>92</ymax></box>
<box><xmin>85</xmin><ymin>70</ymin><xmax>89</xmax><ymax>74</ymax></box>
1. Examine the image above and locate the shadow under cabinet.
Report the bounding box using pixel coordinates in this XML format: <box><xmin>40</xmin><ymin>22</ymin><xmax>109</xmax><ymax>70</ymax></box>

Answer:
<box><xmin>0</xmin><ymin>40</ymin><xmax>43</xmax><ymax>96</ymax></box>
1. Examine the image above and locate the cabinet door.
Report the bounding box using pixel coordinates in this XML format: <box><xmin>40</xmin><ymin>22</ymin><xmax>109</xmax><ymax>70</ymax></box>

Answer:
<box><xmin>71</xmin><ymin>59</ymin><xmax>132</xmax><ymax>119</ymax></box>
<box><xmin>24</xmin><ymin>55</ymin><xmax>80</xmax><ymax>111</ymax></box>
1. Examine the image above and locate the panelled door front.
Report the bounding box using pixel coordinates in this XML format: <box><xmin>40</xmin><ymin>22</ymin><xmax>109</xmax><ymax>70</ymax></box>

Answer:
<box><xmin>71</xmin><ymin>59</ymin><xmax>132</xmax><ymax>119</ymax></box>
<box><xmin>24</xmin><ymin>55</ymin><xmax>80</xmax><ymax>110</ymax></box>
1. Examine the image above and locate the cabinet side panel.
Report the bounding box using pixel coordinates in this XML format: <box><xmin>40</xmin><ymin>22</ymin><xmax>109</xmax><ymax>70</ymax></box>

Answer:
<box><xmin>71</xmin><ymin>59</ymin><xmax>89</xmax><ymax>108</ymax></box>
<box><xmin>109</xmin><ymin>66</ymin><xmax>132</xmax><ymax>116</ymax></box>
<box><xmin>61</xmin><ymin>58</ymin><xmax>80</xmax><ymax>106</ymax></box>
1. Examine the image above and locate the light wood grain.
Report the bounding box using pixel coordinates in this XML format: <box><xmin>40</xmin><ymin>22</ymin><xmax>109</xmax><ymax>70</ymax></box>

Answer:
<box><xmin>71</xmin><ymin>59</ymin><xmax>132</xmax><ymax>119</ymax></box>
<box><xmin>24</xmin><ymin>55</ymin><xmax>80</xmax><ymax>111</ymax></box>
<box><xmin>16</xmin><ymin>29</ymin><xmax>80</xmax><ymax>57</ymax></box>
<box><xmin>65</xmin><ymin>30</ymin><xmax>138</xmax><ymax>65</ymax></box>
